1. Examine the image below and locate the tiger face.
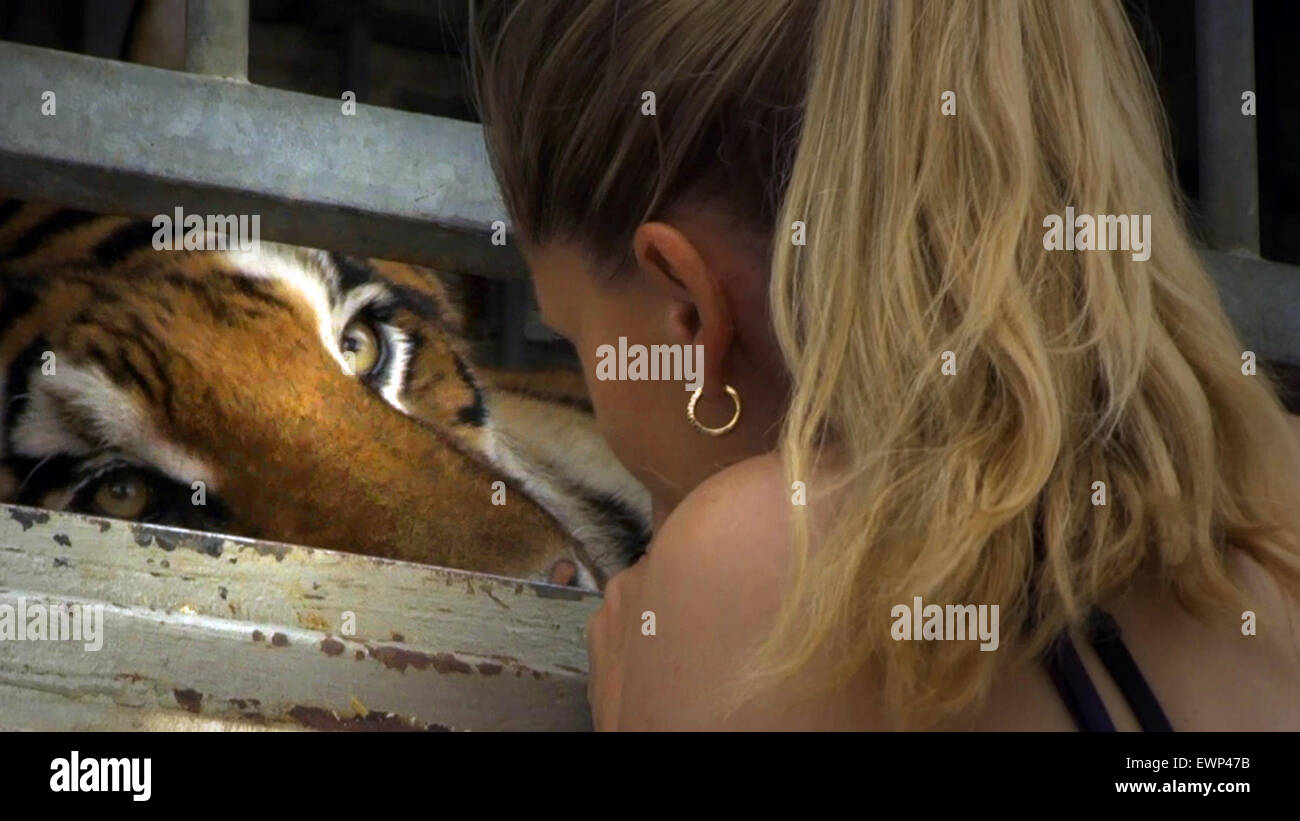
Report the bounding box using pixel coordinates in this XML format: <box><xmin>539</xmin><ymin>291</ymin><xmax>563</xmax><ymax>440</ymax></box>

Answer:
<box><xmin>0</xmin><ymin>203</ymin><xmax>616</xmax><ymax>589</ymax></box>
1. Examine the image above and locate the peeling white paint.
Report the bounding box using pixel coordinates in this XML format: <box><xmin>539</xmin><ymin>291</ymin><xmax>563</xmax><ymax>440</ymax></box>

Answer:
<box><xmin>0</xmin><ymin>504</ymin><xmax>598</xmax><ymax>731</ymax></box>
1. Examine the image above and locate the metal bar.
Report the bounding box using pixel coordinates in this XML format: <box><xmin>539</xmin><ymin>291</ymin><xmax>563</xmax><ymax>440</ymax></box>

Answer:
<box><xmin>1200</xmin><ymin>249</ymin><xmax>1300</xmax><ymax>366</ymax></box>
<box><xmin>0</xmin><ymin>503</ymin><xmax>597</xmax><ymax>731</ymax></box>
<box><xmin>184</xmin><ymin>0</ymin><xmax>250</xmax><ymax>81</ymax></box>
<box><xmin>0</xmin><ymin>45</ymin><xmax>1292</xmax><ymax>346</ymax></box>
<box><xmin>0</xmin><ymin>41</ymin><xmax>526</xmax><ymax>279</ymax></box>
<box><xmin>1194</xmin><ymin>0</ymin><xmax>1260</xmax><ymax>254</ymax></box>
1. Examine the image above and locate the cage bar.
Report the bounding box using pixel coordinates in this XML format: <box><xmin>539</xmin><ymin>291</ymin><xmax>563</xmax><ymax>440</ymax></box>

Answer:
<box><xmin>0</xmin><ymin>40</ymin><xmax>526</xmax><ymax>279</ymax></box>
<box><xmin>1195</xmin><ymin>0</ymin><xmax>1261</xmax><ymax>254</ymax></box>
<box><xmin>184</xmin><ymin>0</ymin><xmax>250</xmax><ymax>81</ymax></box>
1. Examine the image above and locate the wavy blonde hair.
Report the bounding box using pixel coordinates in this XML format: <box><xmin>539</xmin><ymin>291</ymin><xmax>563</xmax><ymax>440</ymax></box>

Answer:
<box><xmin>471</xmin><ymin>0</ymin><xmax>1300</xmax><ymax>724</ymax></box>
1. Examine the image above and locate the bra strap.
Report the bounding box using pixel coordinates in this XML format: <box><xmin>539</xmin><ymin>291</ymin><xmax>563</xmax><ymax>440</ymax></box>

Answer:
<box><xmin>1044</xmin><ymin>629</ymin><xmax>1117</xmax><ymax>732</ymax></box>
<box><xmin>1086</xmin><ymin>608</ymin><xmax>1175</xmax><ymax>732</ymax></box>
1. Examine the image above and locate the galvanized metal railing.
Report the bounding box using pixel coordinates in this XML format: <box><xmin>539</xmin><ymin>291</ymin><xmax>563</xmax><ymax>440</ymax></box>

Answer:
<box><xmin>0</xmin><ymin>14</ymin><xmax>525</xmax><ymax>280</ymax></box>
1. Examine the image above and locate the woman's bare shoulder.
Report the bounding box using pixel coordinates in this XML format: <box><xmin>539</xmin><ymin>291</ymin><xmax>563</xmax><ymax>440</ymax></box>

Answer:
<box><xmin>627</xmin><ymin>454</ymin><xmax>891</xmax><ymax>729</ymax></box>
<box><xmin>651</xmin><ymin>452</ymin><xmax>793</xmax><ymax>568</ymax></box>
<box><xmin>613</xmin><ymin>454</ymin><xmax>793</xmax><ymax>728</ymax></box>
<box><xmin>677</xmin><ymin>451</ymin><xmax>789</xmax><ymax>508</ymax></box>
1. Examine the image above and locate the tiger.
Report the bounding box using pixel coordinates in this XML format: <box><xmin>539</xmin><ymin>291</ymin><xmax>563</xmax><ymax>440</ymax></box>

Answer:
<box><xmin>0</xmin><ymin>200</ymin><xmax>650</xmax><ymax>590</ymax></box>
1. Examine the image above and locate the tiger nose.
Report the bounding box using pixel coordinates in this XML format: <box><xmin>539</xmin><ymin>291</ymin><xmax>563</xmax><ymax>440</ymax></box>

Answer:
<box><xmin>547</xmin><ymin>558</ymin><xmax>600</xmax><ymax>590</ymax></box>
<box><xmin>548</xmin><ymin>559</ymin><xmax>578</xmax><ymax>586</ymax></box>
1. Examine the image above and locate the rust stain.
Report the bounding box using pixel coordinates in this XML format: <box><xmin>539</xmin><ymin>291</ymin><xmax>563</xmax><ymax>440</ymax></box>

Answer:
<box><xmin>453</xmin><ymin>651</ymin><xmax>544</xmax><ymax>679</ymax></box>
<box><xmin>190</xmin><ymin>534</ymin><xmax>225</xmax><ymax>557</ymax></box>
<box><xmin>173</xmin><ymin>688</ymin><xmax>202</xmax><ymax>713</ymax></box>
<box><xmin>129</xmin><ymin>523</ymin><xmax>224</xmax><ymax>557</ymax></box>
<box><xmin>224</xmin><ymin>698</ymin><xmax>268</xmax><ymax>724</ymax></box>
<box><xmin>9</xmin><ymin>508</ymin><xmax>49</xmax><ymax>531</ymax></box>
<box><xmin>286</xmin><ymin>705</ymin><xmax>450</xmax><ymax>732</ymax></box>
<box><xmin>248</xmin><ymin>541</ymin><xmax>291</xmax><ymax>561</ymax></box>
<box><xmin>297</xmin><ymin>610</ymin><xmax>330</xmax><ymax>631</ymax></box>
<box><xmin>320</xmin><ymin>637</ymin><xmax>346</xmax><ymax>656</ymax></box>
<box><xmin>367</xmin><ymin>645</ymin><xmax>473</xmax><ymax>675</ymax></box>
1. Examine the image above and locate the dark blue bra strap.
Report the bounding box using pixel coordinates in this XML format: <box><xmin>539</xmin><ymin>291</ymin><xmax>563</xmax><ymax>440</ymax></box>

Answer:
<box><xmin>1044</xmin><ymin>629</ymin><xmax>1116</xmax><ymax>732</ymax></box>
<box><xmin>1086</xmin><ymin>609</ymin><xmax>1174</xmax><ymax>732</ymax></box>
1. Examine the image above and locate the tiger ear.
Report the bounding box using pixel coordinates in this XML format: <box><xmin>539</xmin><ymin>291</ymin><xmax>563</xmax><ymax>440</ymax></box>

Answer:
<box><xmin>365</xmin><ymin>259</ymin><xmax>466</xmax><ymax>333</ymax></box>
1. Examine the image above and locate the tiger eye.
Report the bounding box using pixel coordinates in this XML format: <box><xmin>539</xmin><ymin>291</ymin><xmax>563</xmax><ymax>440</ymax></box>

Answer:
<box><xmin>92</xmin><ymin>473</ymin><xmax>153</xmax><ymax>520</ymax></box>
<box><xmin>340</xmin><ymin>320</ymin><xmax>381</xmax><ymax>375</ymax></box>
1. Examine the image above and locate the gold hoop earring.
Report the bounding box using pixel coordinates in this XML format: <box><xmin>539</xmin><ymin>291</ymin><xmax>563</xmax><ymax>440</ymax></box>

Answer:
<box><xmin>687</xmin><ymin>385</ymin><xmax>741</xmax><ymax>436</ymax></box>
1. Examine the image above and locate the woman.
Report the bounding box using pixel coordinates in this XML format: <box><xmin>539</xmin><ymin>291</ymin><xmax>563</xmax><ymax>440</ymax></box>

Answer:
<box><xmin>470</xmin><ymin>0</ymin><xmax>1300</xmax><ymax>730</ymax></box>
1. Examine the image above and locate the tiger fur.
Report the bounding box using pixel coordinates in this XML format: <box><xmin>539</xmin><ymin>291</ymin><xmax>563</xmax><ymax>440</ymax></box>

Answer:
<box><xmin>0</xmin><ymin>200</ymin><xmax>649</xmax><ymax>589</ymax></box>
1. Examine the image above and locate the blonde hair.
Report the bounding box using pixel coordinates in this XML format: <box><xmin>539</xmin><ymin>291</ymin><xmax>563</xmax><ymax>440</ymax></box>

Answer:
<box><xmin>471</xmin><ymin>0</ymin><xmax>1300</xmax><ymax>724</ymax></box>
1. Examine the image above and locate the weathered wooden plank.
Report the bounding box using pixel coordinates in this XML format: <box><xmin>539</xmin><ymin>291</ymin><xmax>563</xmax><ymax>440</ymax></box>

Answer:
<box><xmin>0</xmin><ymin>681</ymin><xmax>302</xmax><ymax>731</ymax></box>
<box><xmin>0</xmin><ymin>504</ymin><xmax>599</xmax><ymax>731</ymax></box>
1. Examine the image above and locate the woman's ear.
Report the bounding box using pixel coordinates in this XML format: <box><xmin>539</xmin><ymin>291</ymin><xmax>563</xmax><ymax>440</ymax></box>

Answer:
<box><xmin>632</xmin><ymin>220</ymin><xmax>735</xmax><ymax>401</ymax></box>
